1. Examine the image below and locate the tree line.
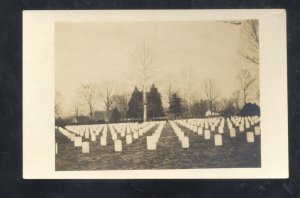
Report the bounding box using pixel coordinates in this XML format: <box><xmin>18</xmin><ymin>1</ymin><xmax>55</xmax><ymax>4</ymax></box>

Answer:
<box><xmin>55</xmin><ymin>20</ymin><xmax>260</xmax><ymax>124</ymax></box>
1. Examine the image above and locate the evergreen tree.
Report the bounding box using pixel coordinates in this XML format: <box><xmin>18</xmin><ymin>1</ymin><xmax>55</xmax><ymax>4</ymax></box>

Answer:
<box><xmin>147</xmin><ymin>84</ymin><xmax>165</xmax><ymax>119</ymax></box>
<box><xmin>111</xmin><ymin>107</ymin><xmax>121</xmax><ymax>123</ymax></box>
<box><xmin>127</xmin><ymin>87</ymin><xmax>143</xmax><ymax>119</ymax></box>
<box><xmin>240</xmin><ymin>103</ymin><xmax>260</xmax><ymax>116</ymax></box>
<box><xmin>168</xmin><ymin>93</ymin><xmax>183</xmax><ymax>118</ymax></box>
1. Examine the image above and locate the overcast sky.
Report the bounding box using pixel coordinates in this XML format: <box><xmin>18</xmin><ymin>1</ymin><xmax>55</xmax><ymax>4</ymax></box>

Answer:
<box><xmin>55</xmin><ymin>21</ymin><xmax>242</xmax><ymax>116</ymax></box>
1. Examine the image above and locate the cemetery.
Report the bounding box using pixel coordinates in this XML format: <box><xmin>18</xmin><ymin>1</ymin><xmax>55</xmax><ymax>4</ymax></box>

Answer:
<box><xmin>55</xmin><ymin>115</ymin><xmax>261</xmax><ymax>170</ymax></box>
<box><xmin>55</xmin><ymin>20</ymin><xmax>261</xmax><ymax>171</ymax></box>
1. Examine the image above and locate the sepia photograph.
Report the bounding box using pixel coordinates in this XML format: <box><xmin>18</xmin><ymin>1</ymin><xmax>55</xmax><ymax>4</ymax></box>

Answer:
<box><xmin>23</xmin><ymin>10</ymin><xmax>287</xmax><ymax>178</ymax></box>
<box><xmin>55</xmin><ymin>20</ymin><xmax>261</xmax><ymax>171</ymax></box>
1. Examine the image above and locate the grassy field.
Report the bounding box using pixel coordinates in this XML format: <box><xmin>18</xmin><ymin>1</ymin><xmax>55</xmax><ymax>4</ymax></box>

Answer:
<box><xmin>55</xmin><ymin>121</ymin><xmax>261</xmax><ymax>171</ymax></box>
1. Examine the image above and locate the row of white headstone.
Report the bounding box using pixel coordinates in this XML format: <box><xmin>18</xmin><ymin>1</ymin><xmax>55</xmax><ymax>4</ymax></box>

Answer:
<box><xmin>175</xmin><ymin>120</ymin><xmax>223</xmax><ymax>146</ymax></box>
<box><xmin>57</xmin><ymin>121</ymin><xmax>160</xmax><ymax>154</ymax></box>
<box><xmin>146</xmin><ymin>121</ymin><xmax>166</xmax><ymax>150</ymax></box>
<box><xmin>227</xmin><ymin>116</ymin><xmax>261</xmax><ymax>143</ymax></box>
<box><xmin>57</xmin><ymin>126</ymin><xmax>93</xmax><ymax>153</ymax></box>
<box><xmin>231</xmin><ymin>116</ymin><xmax>260</xmax><ymax>128</ymax></box>
<box><xmin>174</xmin><ymin>116</ymin><xmax>260</xmax><ymax>144</ymax></box>
<box><xmin>176</xmin><ymin>118</ymin><xmax>224</xmax><ymax>136</ymax></box>
<box><xmin>179</xmin><ymin>118</ymin><xmax>225</xmax><ymax>135</ymax></box>
<box><xmin>169</xmin><ymin>121</ymin><xmax>190</xmax><ymax>148</ymax></box>
<box><xmin>110</xmin><ymin>121</ymin><xmax>159</xmax><ymax>152</ymax></box>
<box><xmin>66</xmin><ymin>124</ymin><xmax>105</xmax><ymax>139</ymax></box>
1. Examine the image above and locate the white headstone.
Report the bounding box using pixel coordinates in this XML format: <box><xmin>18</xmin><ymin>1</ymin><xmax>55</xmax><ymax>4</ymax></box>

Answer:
<box><xmin>245</xmin><ymin>122</ymin><xmax>250</xmax><ymax>129</ymax></box>
<box><xmin>230</xmin><ymin>128</ymin><xmax>236</xmax><ymax>137</ymax></box>
<box><xmin>204</xmin><ymin>130</ymin><xmax>211</xmax><ymax>140</ymax></box>
<box><xmin>147</xmin><ymin>136</ymin><xmax>156</xmax><ymax>150</ymax></box>
<box><xmin>192</xmin><ymin>126</ymin><xmax>197</xmax><ymax>133</ymax></box>
<box><xmin>214</xmin><ymin>134</ymin><xmax>222</xmax><ymax>146</ymax></box>
<box><xmin>84</xmin><ymin>131</ymin><xmax>89</xmax><ymax>139</ymax></box>
<box><xmin>181</xmin><ymin>136</ymin><xmax>189</xmax><ymax>148</ymax></box>
<box><xmin>138</xmin><ymin>130</ymin><xmax>143</xmax><ymax>136</ymax></box>
<box><xmin>152</xmin><ymin>134</ymin><xmax>159</xmax><ymax>143</ymax></box>
<box><xmin>197</xmin><ymin>127</ymin><xmax>203</xmax><ymax>135</ymax></box>
<box><xmin>91</xmin><ymin>133</ymin><xmax>96</xmax><ymax>142</ymax></box>
<box><xmin>121</xmin><ymin>131</ymin><xmax>125</xmax><ymax>137</ymax></box>
<box><xmin>66</xmin><ymin>132</ymin><xmax>71</xmax><ymax>140</ymax></box>
<box><xmin>80</xmin><ymin>131</ymin><xmax>84</xmax><ymax>137</ymax></box>
<box><xmin>178</xmin><ymin>133</ymin><xmax>185</xmax><ymax>141</ymax></box>
<box><xmin>82</xmin><ymin>142</ymin><xmax>89</xmax><ymax>153</ymax></box>
<box><xmin>111</xmin><ymin>133</ymin><xmax>117</xmax><ymax>141</ymax></box>
<box><xmin>126</xmin><ymin>134</ymin><xmax>133</xmax><ymax>144</ymax></box>
<box><xmin>246</xmin><ymin>132</ymin><xmax>255</xmax><ymax>143</ymax></box>
<box><xmin>114</xmin><ymin>140</ymin><xmax>122</xmax><ymax>152</ymax></box>
<box><xmin>100</xmin><ymin>136</ymin><xmax>107</xmax><ymax>146</ymax></box>
<box><xmin>74</xmin><ymin>136</ymin><xmax>82</xmax><ymax>147</ymax></box>
<box><xmin>70</xmin><ymin>134</ymin><xmax>75</xmax><ymax>141</ymax></box>
<box><xmin>218</xmin><ymin>126</ymin><xmax>224</xmax><ymax>134</ymax></box>
<box><xmin>133</xmin><ymin>131</ymin><xmax>138</xmax><ymax>139</ymax></box>
<box><xmin>254</xmin><ymin>126</ymin><xmax>261</xmax><ymax>135</ymax></box>
<box><xmin>211</xmin><ymin>125</ymin><xmax>215</xmax><ymax>131</ymax></box>
<box><xmin>239</xmin><ymin>125</ymin><xmax>245</xmax><ymax>132</ymax></box>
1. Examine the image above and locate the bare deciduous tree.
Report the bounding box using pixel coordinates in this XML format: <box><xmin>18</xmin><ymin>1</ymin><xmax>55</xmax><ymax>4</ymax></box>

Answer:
<box><xmin>180</xmin><ymin>67</ymin><xmax>196</xmax><ymax>117</ymax></box>
<box><xmin>238</xmin><ymin>20</ymin><xmax>260</xmax><ymax>104</ymax></box>
<box><xmin>102</xmin><ymin>82</ymin><xmax>115</xmax><ymax>122</ymax></box>
<box><xmin>203</xmin><ymin>79</ymin><xmax>218</xmax><ymax>112</ymax></box>
<box><xmin>232</xmin><ymin>90</ymin><xmax>241</xmax><ymax>111</ymax></box>
<box><xmin>240</xmin><ymin>20</ymin><xmax>259</xmax><ymax>66</ymax></box>
<box><xmin>130</xmin><ymin>40</ymin><xmax>156</xmax><ymax>122</ymax></box>
<box><xmin>113</xmin><ymin>94</ymin><xmax>129</xmax><ymax>120</ymax></box>
<box><xmin>78</xmin><ymin>83</ymin><xmax>100</xmax><ymax>119</ymax></box>
<box><xmin>238</xmin><ymin>68</ymin><xmax>257</xmax><ymax>105</ymax></box>
<box><xmin>74</xmin><ymin>104</ymin><xmax>79</xmax><ymax>117</ymax></box>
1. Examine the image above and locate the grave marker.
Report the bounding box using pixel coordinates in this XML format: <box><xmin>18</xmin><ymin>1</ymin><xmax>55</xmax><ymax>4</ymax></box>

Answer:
<box><xmin>254</xmin><ymin>126</ymin><xmax>261</xmax><ymax>135</ymax></box>
<box><xmin>204</xmin><ymin>130</ymin><xmax>211</xmax><ymax>139</ymax></box>
<box><xmin>239</xmin><ymin>125</ymin><xmax>245</xmax><ymax>132</ymax></box>
<box><xmin>91</xmin><ymin>133</ymin><xmax>96</xmax><ymax>142</ymax></box>
<box><xmin>197</xmin><ymin>127</ymin><xmax>203</xmax><ymax>135</ymax></box>
<box><xmin>126</xmin><ymin>134</ymin><xmax>133</xmax><ymax>144</ymax></box>
<box><xmin>111</xmin><ymin>133</ymin><xmax>117</xmax><ymax>141</ymax></box>
<box><xmin>218</xmin><ymin>126</ymin><xmax>224</xmax><ymax>134</ymax></box>
<box><xmin>100</xmin><ymin>136</ymin><xmax>107</xmax><ymax>146</ymax></box>
<box><xmin>114</xmin><ymin>140</ymin><xmax>122</xmax><ymax>152</ymax></box>
<box><xmin>121</xmin><ymin>131</ymin><xmax>125</xmax><ymax>137</ymax></box>
<box><xmin>133</xmin><ymin>131</ymin><xmax>138</xmax><ymax>139</ymax></box>
<box><xmin>84</xmin><ymin>131</ymin><xmax>89</xmax><ymax>139</ymax></box>
<box><xmin>230</xmin><ymin>128</ymin><xmax>236</xmax><ymax>137</ymax></box>
<box><xmin>246</xmin><ymin>132</ymin><xmax>255</xmax><ymax>143</ymax></box>
<box><xmin>147</xmin><ymin>136</ymin><xmax>156</xmax><ymax>150</ymax></box>
<box><xmin>181</xmin><ymin>136</ymin><xmax>189</xmax><ymax>148</ymax></box>
<box><xmin>74</xmin><ymin>136</ymin><xmax>82</xmax><ymax>147</ymax></box>
<box><xmin>82</xmin><ymin>142</ymin><xmax>89</xmax><ymax>153</ymax></box>
<box><xmin>214</xmin><ymin>134</ymin><xmax>222</xmax><ymax>146</ymax></box>
<box><xmin>245</xmin><ymin>121</ymin><xmax>250</xmax><ymax>129</ymax></box>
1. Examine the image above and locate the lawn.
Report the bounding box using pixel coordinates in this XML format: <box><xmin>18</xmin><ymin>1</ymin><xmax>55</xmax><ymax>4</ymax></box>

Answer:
<box><xmin>55</xmin><ymin>121</ymin><xmax>261</xmax><ymax>171</ymax></box>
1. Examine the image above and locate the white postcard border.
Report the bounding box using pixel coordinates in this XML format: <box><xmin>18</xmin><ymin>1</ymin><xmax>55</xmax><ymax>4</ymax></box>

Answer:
<box><xmin>23</xmin><ymin>10</ymin><xmax>288</xmax><ymax>179</ymax></box>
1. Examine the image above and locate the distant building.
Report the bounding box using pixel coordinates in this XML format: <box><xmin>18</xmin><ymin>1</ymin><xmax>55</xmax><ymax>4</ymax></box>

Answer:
<box><xmin>72</xmin><ymin>116</ymin><xmax>93</xmax><ymax>124</ymax></box>
<box><xmin>205</xmin><ymin>110</ymin><xmax>220</xmax><ymax>117</ymax></box>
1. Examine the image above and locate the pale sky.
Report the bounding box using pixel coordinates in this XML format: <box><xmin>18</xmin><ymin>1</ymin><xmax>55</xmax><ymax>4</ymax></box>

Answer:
<box><xmin>55</xmin><ymin>21</ymin><xmax>242</xmax><ymax>116</ymax></box>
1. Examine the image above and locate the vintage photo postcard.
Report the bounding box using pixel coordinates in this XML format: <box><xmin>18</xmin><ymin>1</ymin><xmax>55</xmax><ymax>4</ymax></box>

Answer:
<box><xmin>23</xmin><ymin>10</ymin><xmax>288</xmax><ymax>179</ymax></box>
